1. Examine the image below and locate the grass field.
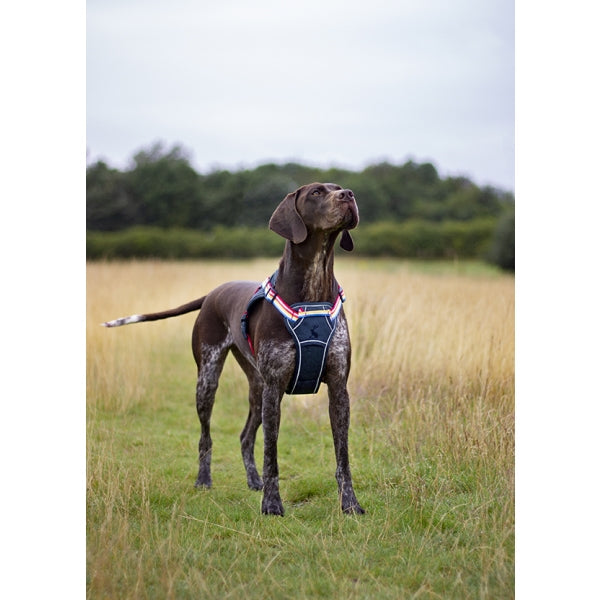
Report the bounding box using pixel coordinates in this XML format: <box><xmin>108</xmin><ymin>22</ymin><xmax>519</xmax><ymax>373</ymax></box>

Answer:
<box><xmin>86</xmin><ymin>258</ymin><xmax>514</xmax><ymax>599</ymax></box>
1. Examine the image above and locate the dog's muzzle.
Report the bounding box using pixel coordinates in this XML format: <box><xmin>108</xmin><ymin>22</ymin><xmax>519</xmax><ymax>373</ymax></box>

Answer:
<box><xmin>336</xmin><ymin>190</ymin><xmax>359</xmax><ymax>229</ymax></box>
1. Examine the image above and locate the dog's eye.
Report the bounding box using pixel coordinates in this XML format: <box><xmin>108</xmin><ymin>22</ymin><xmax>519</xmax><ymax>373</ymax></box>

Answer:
<box><xmin>311</xmin><ymin>189</ymin><xmax>321</xmax><ymax>196</ymax></box>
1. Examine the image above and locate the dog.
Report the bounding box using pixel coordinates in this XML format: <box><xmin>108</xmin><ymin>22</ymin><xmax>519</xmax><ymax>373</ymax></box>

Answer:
<box><xmin>103</xmin><ymin>182</ymin><xmax>365</xmax><ymax>516</ymax></box>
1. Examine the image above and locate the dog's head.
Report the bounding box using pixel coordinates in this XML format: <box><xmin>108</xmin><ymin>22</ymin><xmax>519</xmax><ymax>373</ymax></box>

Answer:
<box><xmin>269</xmin><ymin>183</ymin><xmax>359</xmax><ymax>251</ymax></box>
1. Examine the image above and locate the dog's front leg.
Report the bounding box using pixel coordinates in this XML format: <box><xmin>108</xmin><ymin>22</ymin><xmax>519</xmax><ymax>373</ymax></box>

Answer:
<box><xmin>328</xmin><ymin>385</ymin><xmax>365</xmax><ymax>514</ymax></box>
<box><xmin>261</xmin><ymin>387</ymin><xmax>285</xmax><ymax>515</ymax></box>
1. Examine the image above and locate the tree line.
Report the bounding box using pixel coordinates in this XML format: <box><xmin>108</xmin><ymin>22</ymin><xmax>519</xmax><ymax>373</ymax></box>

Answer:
<box><xmin>87</xmin><ymin>142</ymin><xmax>515</xmax><ymax>270</ymax></box>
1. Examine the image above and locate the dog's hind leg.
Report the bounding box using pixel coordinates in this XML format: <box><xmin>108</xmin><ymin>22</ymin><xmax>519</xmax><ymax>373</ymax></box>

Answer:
<box><xmin>240</xmin><ymin>381</ymin><xmax>264</xmax><ymax>491</ymax></box>
<box><xmin>231</xmin><ymin>347</ymin><xmax>264</xmax><ymax>490</ymax></box>
<box><xmin>193</xmin><ymin>338</ymin><xmax>230</xmax><ymax>489</ymax></box>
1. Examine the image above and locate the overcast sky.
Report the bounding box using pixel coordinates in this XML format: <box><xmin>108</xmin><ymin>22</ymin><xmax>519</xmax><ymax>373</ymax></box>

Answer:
<box><xmin>87</xmin><ymin>0</ymin><xmax>514</xmax><ymax>191</ymax></box>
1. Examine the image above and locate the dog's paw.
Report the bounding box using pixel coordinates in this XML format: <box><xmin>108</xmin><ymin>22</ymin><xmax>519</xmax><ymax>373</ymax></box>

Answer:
<box><xmin>194</xmin><ymin>477</ymin><xmax>212</xmax><ymax>490</ymax></box>
<box><xmin>340</xmin><ymin>487</ymin><xmax>365</xmax><ymax>515</ymax></box>
<box><xmin>261</xmin><ymin>496</ymin><xmax>285</xmax><ymax>516</ymax></box>
<box><xmin>247</xmin><ymin>477</ymin><xmax>264</xmax><ymax>491</ymax></box>
<box><xmin>342</xmin><ymin>502</ymin><xmax>366</xmax><ymax>515</ymax></box>
<box><xmin>341</xmin><ymin>494</ymin><xmax>366</xmax><ymax>515</ymax></box>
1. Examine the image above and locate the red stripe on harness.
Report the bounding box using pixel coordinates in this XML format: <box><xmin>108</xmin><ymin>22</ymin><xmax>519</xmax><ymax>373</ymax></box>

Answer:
<box><xmin>246</xmin><ymin>334</ymin><xmax>255</xmax><ymax>356</ymax></box>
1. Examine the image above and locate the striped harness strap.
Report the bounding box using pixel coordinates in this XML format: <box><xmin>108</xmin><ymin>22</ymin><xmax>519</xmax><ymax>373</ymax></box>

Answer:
<box><xmin>260</xmin><ymin>275</ymin><xmax>345</xmax><ymax>323</ymax></box>
<box><xmin>241</xmin><ymin>271</ymin><xmax>346</xmax><ymax>395</ymax></box>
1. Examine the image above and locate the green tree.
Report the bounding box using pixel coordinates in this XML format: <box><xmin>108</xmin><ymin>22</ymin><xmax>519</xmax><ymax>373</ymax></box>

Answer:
<box><xmin>85</xmin><ymin>145</ymin><xmax>516</xmax><ymax>260</ymax></box>
<box><xmin>125</xmin><ymin>142</ymin><xmax>204</xmax><ymax>228</ymax></box>
<box><xmin>86</xmin><ymin>161</ymin><xmax>136</xmax><ymax>231</ymax></box>
<box><xmin>487</xmin><ymin>207</ymin><xmax>515</xmax><ymax>271</ymax></box>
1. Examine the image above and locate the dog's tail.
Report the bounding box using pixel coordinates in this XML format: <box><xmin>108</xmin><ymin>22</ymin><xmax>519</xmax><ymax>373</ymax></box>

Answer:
<box><xmin>102</xmin><ymin>296</ymin><xmax>207</xmax><ymax>328</ymax></box>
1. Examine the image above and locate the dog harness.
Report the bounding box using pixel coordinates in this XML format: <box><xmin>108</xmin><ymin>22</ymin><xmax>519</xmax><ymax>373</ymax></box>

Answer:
<box><xmin>241</xmin><ymin>271</ymin><xmax>346</xmax><ymax>395</ymax></box>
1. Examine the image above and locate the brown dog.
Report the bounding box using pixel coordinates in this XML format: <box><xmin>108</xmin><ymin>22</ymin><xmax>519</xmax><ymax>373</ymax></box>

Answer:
<box><xmin>103</xmin><ymin>183</ymin><xmax>364</xmax><ymax>516</ymax></box>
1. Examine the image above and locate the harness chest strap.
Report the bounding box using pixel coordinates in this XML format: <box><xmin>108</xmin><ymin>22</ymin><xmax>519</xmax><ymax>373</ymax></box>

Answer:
<box><xmin>240</xmin><ymin>272</ymin><xmax>346</xmax><ymax>395</ymax></box>
<box><xmin>260</xmin><ymin>275</ymin><xmax>346</xmax><ymax>322</ymax></box>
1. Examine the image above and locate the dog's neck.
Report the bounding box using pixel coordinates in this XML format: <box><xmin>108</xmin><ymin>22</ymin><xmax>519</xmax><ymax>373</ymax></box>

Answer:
<box><xmin>277</xmin><ymin>231</ymin><xmax>339</xmax><ymax>304</ymax></box>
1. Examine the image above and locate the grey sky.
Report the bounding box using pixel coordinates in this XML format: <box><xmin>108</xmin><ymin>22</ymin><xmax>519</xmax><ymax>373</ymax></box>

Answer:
<box><xmin>87</xmin><ymin>0</ymin><xmax>514</xmax><ymax>191</ymax></box>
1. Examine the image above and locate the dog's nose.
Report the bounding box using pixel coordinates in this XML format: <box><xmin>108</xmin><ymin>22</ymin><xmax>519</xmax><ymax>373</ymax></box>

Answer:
<box><xmin>337</xmin><ymin>189</ymin><xmax>355</xmax><ymax>201</ymax></box>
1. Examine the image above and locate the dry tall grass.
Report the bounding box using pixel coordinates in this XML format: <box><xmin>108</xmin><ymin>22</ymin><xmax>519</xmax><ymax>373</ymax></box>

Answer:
<box><xmin>337</xmin><ymin>260</ymin><xmax>514</xmax><ymax>458</ymax></box>
<box><xmin>87</xmin><ymin>259</ymin><xmax>514</xmax><ymax>599</ymax></box>
<box><xmin>87</xmin><ymin>259</ymin><xmax>513</xmax><ymax>409</ymax></box>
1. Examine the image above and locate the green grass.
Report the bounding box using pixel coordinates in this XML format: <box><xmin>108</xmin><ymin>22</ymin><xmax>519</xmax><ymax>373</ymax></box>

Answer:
<box><xmin>88</xmin><ymin>366</ymin><xmax>512</xmax><ymax>600</ymax></box>
<box><xmin>87</xmin><ymin>260</ymin><xmax>514</xmax><ymax>599</ymax></box>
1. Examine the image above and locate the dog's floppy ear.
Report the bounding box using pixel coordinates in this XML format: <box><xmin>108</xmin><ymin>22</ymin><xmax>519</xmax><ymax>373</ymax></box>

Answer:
<box><xmin>340</xmin><ymin>230</ymin><xmax>354</xmax><ymax>251</ymax></box>
<box><xmin>269</xmin><ymin>190</ymin><xmax>307</xmax><ymax>244</ymax></box>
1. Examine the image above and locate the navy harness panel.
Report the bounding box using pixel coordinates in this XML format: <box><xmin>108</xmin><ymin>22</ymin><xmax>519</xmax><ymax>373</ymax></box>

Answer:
<box><xmin>240</xmin><ymin>271</ymin><xmax>344</xmax><ymax>395</ymax></box>
<box><xmin>282</xmin><ymin>302</ymin><xmax>337</xmax><ymax>394</ymax></box>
